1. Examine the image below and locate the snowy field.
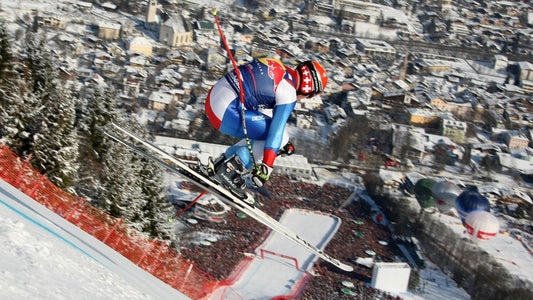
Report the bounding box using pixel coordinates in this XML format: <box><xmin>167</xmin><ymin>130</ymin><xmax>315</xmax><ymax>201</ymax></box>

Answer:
<box><xmin>438</xmin><ymin>212</ymin><xmax>533</xmax><ymax>283</ymax></box>
<box><xmin>413</xmin><ymin>259</ymin><xmax>470</xmax><ymax>300</ymax></box>
<box><xmin>0</xmin><ymin>179</ymin><xmax>189</xmax><ymax>300</ymax></box>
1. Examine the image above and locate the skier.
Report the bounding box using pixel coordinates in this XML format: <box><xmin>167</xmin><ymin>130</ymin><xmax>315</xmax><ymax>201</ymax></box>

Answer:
<box><xmin>200</xmin><ymin>58</ymin><xmax>328</xmax><ymax>197</ymax></box>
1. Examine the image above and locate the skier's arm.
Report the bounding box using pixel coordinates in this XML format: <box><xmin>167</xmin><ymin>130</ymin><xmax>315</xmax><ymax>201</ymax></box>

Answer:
<box><xmin>262</xmin><ymin>81</ymin><xmax>296</xmax><ymax>167</ymax></box>
<box><xmin>253</xmin><ymin>101</ymin><xmax>293</xmax><ymax>188</ymax></box>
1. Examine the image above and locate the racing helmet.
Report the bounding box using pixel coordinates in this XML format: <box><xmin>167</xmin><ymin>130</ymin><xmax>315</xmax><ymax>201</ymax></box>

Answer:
<box><xmin>296</xmin><ymin>61</ymin><xmax>327</xmax><ymax>98</ymax></box>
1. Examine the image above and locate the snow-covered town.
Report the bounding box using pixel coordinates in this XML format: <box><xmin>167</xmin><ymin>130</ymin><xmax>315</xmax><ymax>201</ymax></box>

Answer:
<box><xmin>0</xmin><ymin>0</ymin><xmax>532</xmax><ymax>299</ymax></box>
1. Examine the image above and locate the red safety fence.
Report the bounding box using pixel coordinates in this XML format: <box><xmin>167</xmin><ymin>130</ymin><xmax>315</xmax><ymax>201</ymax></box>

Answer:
<box><xmin>0</xmin><ymin>143</ymin><xmax>220</xmax><ymax>299</ymax></box>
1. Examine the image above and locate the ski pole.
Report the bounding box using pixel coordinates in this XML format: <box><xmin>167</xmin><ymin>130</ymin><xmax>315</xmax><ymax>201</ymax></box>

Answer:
<box><xmin>212</xmin><ymin>8</ymin><xmax>257</xmax><ymax>170</ymax></box>
<box><xmin>169</xmin><ymin>190</ymin><xmax>207</xmax><ymax>222</ymax></box>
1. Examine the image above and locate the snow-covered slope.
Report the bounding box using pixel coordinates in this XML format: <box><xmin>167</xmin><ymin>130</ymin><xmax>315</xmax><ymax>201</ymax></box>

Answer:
<box><xmin>0</xmin><ymin>179</ymin><xmax>189</xmax><ymax>300</ymax></box>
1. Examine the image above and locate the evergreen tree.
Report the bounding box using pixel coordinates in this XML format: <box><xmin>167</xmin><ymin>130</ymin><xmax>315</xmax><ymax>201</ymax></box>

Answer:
<box><xmin>0</xmin><ymin>22</ymin><xmax>13</xmax><ymax>82</ymax></box>
<box><xmin>330</xmin><ymin>115</ymin><xmax>371</xmax><ymax>162</ymax></box>
<box><xmin>0</xmin><ymin>30</ymin><xmax>43</xmax><ymax>156</ymax></box>
<box><xmin>86</xmin><ymin>86</ymin><xmax>119</xmax><ymax>158</ymax></box>
<box><xmin>145</xmin><ymin>129</ymin><xmax>175</xmax><ymax>238</ymax></box>
<box><xmin>76</xmin><ymin>86</ymin><xmax>119</xmax><ymax>198</ymax></box>
<box><xmin>116</xmin><ymin>122</ymin><xmax>150</xmax><ymax>231</ymax></box>
<box><xmin>99</xmin><ymin>135</ymin><xmax>143</xmax><ymax>219</ymax></box>
<box><xmin>75</xmin><ymin>85</ymin><xmax>119</xmax><ymax>199</ymax></box>
<box><xmin>32</xmin><ymin>85</ymin><xmax>79</xmax><ymax>192</ymax></box>
<box><xmin>108</xmin><ymin>119</ymin><xmax>174</xmax><ymax>240</ymax></box>
<box><xmin>23</xmin><ymin>31</ymin><xmax>52</xmax><ymax>94</ymax></box>
<box><xmin>17</xmin><ymin>31</ymin><xmax>80</xmax><ymax>191</ymax></box>
<box><xmin>137</xmin><ymin>151</ymin><xmax>175</xmax><ymax>240</ymax></box>
<box><xmin>0</xmin><ymin>23</ymin><xmax>17</xmax><ymax>143</ymax></box>
<box><xmin>0</xmin><ymin>79</ymin><xmax>40</xmax><ymax>155</ymax></box>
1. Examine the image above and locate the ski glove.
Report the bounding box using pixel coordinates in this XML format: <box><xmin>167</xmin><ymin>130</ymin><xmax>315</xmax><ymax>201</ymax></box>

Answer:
<box><xmin>279</xmin><ymin>142</ymin><xmax>295</xmax><ymax>156</ymax></box>
<box><xmin>252</xmin><ymin>163</ymin><xmax>273</xmax><ymax>188</ymax></box>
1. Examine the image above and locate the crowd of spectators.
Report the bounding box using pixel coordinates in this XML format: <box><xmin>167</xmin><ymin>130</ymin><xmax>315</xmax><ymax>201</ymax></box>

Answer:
<box><xmin>298</xmin><ymin>198</ymin><xmax>404</xmax><ymax>299</ymax></box>
<box><xmin>178</xmin><ymin>174</ymin><xmax>406</xmax><ymax>298</ymax></box>
<box><xmin>178</xmin><ymin>206</ymin><xmax>269</xmax><ymax>280</ymax></box>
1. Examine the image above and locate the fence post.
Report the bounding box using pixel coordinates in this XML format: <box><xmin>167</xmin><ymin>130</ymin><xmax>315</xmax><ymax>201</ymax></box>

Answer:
<box><xmin>65</xmin><ymin>198</ymin><xmax>85</xmax><ymax>221</ymax></box>
<box><xmin>111</xmin><ymin>232</ymin><xmax>123</xmax><ymax>249</ymax></box>
<box><xmin>149</xmin><ymin>242</ymin><xmax>165</xmax><ymax>272</ymax></box>
<box><xmin>179</xmin><ymin>263</ymin><xmax>194</xmax><ymax>291</ymax></box>
<box><xmin>103</xmin><ymin>215</ymin><xmax>125</xmax><ymax>243</ymax></box>
<box><xmin>28</xmin><ymin>173</ymin><xmax>47</xmax><ymax>198</ymax></box>
<box><xmin>171</xmin><ymin>262</ymin><xmax>191</xmax><ymax>287</ymax></box>
<box><xmin>137</xmin><ymin>239</ymin><xmax>157</xmax><ymax>265</ymax></box>
<box><xmin>13</xmin><ymin>153</ymin><xmax>33</xmax><ymax>188</ymax></box>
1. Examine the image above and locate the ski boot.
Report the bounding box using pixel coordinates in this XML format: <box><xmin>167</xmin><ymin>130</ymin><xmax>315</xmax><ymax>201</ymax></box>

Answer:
<box><xmin>212</xmin><ymin>154</ymin><xmax>246</xmax><ymax>196</ymax></box>
<box><xmin>195</xmin><ymin>154</ymin><xmax>255</xmax><ymax>205</ymax></box>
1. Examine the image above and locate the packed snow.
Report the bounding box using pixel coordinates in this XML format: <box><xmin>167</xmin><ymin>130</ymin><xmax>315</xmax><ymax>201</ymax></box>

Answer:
<box><xmin>0</xmin><ymin>179</ymin><xmax>189</xmax><ymax>300</ymax></box>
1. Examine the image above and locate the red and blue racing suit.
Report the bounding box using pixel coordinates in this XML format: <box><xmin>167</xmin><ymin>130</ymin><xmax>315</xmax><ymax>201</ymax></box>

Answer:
<box><xmin>205</xmin><ymin>58</ymin><xmax>297</xmax><ymax>169</ymax></box>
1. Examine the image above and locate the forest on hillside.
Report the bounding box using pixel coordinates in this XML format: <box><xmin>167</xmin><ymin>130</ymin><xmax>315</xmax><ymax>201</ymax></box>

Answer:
<box><xmin>0</xmin><ymin>24</ymin><xmax>176</xmax><ymax>243</ymax></box>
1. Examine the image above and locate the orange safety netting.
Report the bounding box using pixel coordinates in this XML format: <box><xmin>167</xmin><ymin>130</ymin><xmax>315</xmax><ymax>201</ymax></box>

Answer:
<box><xmin>0</xmin><ymin>144</ymin><xmax>219</xmax><ymax>300</ymax></box>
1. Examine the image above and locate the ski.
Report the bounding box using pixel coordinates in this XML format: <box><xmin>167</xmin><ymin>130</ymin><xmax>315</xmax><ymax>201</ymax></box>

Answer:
<box><xmin>105</xmin><ymin>123</ymin><xmax>353</xmax><ymax>272</ymax></box>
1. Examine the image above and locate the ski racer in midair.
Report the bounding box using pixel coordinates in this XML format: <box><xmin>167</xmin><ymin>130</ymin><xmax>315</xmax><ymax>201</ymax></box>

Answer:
<box><xmin>202</xmin><ymin>58</ymin><xmax>328</xmax><ymax>197</ymax></box>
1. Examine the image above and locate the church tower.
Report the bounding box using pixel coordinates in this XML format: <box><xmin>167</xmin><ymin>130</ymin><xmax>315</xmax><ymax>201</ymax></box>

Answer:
<box><xmin>145</xmin><ymin>0</ymin><xmax>157</xmax><ymax>26</ymax></box>
<box><xmin>399</xmin><ymin>53</ymin><xmax>409</xmax><ymax>81</ymax></box>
